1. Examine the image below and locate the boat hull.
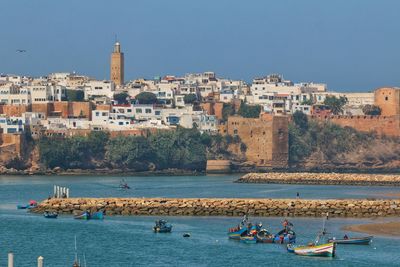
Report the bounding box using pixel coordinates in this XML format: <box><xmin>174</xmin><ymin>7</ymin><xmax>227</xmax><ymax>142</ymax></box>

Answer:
<box><xmin>90</xmin><ymin>212</ymin><xmax>104</xmax><ymax>220</ymax></box>
<box><xmin>74</xmin><ymin>212</ymin><xmax>89</xmax><ymax>220</ymax></box>
<box><xmin>328</xmin><ymin>236</ymin><xmax>372</xmax><ymax>245</ymax></box>
<box><xmin>240</xmin><ymin>236</ymin><xmax>257</xmax><ymax>244</ymax></box>
<box><xmin>228</xmin><ymin>228</ymin><xmax>247</xmax><ymax>240</ymax></box>
<box><xmin>153</xmin><ymin>226</ymin><xmax>172</xmax><ymax>233</ymax></box>
<box><xmin>293</xmin><ymin>243</ymin><xmax>336</xmax><ymax>257</ymax></box>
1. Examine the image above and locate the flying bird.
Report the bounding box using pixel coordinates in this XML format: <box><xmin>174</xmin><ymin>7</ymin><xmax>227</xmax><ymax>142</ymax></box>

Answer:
<box><xmin>16</xmin><ymin>49</ymin><xmax>26</xmax><ymax>53</ymax></box>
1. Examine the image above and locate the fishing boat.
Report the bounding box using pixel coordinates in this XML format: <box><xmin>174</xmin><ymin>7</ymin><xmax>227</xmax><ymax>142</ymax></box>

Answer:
<box><xmin>240</xmin><ymin>235</ymin><xmax>257</xmax><ymax>244</ymax></box>
<box><xmin>17</xmin><ymin>204</ymin><xmax>30</xmax><ymax>209</ymax></box>
<box><xmin>90</xmin><ymin>211</ymin><xmax>104</xmax><ymax>220</ymax></box>
<box><xmin>43</xmin><ymin>211</ymin><xmax>58</xmax><ymax>219</ymax></box>
<box><xmin>153</xmin><ymin>219</ymin><xmax>172</xmax><ymax>233</ymax></box>
<box><xmin>119</xmin><ymin>179</ymin><xmax>131</xmax><ymax>189</ymax></box>
<box><xmin>273</xmin><ymin>229</ymin><xmax>296</xmax><ymax>244</ymax></box>
<box><xmin>227</xmin><ymin>215</ymin><xmax>258</xmax><ymax>240</ymax></box>
<box><xmin>289</xmin><ymin>213</ymin><xmax>336</xmax><ymax>257</ymax></box>
<box><xmin>256</xmin><ymin>229</ymin><xmax>275</xmax><ymax>243</ymax></box>
<box><xmin>256</xmin><ymin>229</ymin><xmax>296</xmax><ymax>244</ymax></box>
<box><xmin>328</xmin><ymin>236</ymin><xmax>373</xmax><ymax>245</ymax></box>
<box><xmin>74</xmin><ymin>211</ymin><xmax>90</xmax><ymax>220</ymax></box>
<box><xmin>290</xmin><ymin>242</ymin><xmax>336</xmax><ymax>257</ymax></box>
<box><xmin>17</xmin><ymin>200</ymin><xmax>37</xmax><ymax>210</ymax></box>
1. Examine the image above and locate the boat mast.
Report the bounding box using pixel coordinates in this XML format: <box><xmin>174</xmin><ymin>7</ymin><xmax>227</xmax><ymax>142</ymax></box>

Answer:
<box><xmin>73</xmin><ymin>235</ymin><xmax>80</xmax><ymax>267</ymax></box>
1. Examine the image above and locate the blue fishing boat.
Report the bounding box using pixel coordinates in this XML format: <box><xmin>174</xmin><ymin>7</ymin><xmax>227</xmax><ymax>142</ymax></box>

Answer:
<box><xmin>43</xmin><ymin>211</ymin><xmax>58</xmax><ymax>219</ymax></box>
<box><xmin>227</xmin><ymin>215</ymin><xmax>258</xmax><ymax>240</ymax></box>
<box><xmin>240</xmin><ymin>236</ymin><xmax>257</xmax><ymax>244</ymax></box>
<box><xmin>273</xmin><ymin>229</ymin><xmax>296</xmax><ymax>244</ymax></box>
<box><xmin>153</xmin><ymin>219</ymin><xmax>172</xmax><ymax>233</ymax></box>
<box><xmin>328</xmin><ymin>236</ymin><xmax>373</xmax><ymax>245</ymax></box>
<box><xmin>90</xmin><ymin>211</ymin><xmax>104</xmax><ymax>220</ymax></box>
<box><xmin>17</xmin><ymin>200</ymin><xmax>37</xmax><ymax>210</ymax></box>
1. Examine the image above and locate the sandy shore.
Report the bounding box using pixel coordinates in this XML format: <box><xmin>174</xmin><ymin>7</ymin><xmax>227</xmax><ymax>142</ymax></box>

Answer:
<box><xmin>343</xmin><ymin>222</ymin><xmax>400</xmax><ymax>237</ymax></box>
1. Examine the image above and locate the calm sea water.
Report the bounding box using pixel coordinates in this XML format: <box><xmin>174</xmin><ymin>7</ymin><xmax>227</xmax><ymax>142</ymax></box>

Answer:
<box><xmin>1</xmin><ymin>174</ymin><xmax>399</xmax><ymax>267</ymax></box>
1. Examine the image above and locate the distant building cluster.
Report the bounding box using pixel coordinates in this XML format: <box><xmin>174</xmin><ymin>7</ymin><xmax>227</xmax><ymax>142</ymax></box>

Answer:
<box><xmin>1</xmin><ymin>41</ymin><xmax>400</xmax><ymax>168</ymax></box>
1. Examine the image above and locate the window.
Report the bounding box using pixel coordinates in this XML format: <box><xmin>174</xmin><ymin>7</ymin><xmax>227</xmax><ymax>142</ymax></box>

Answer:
<box><xmin>127</xmin><ymin>109</ymin><xmax>132</xmax><ymax>112</ymax></box>
<box><xmin>136</xmin><ymin>108</ymin><xmax>142</xmax><ymax>113</ymax></box>
<box><xmin>118</xmin><ymin>122</ymin><xmax>123</xmax><ymax>125</ymax></box>
<box><xmin>385</xmin><ymin>96</ymin><xmax>389</xmax><ymax>101</ymax></box>
<box><xmin>95</xmin><ymin>112</ymin><xmax>100</xmax><ymax>116</ymax></box>
<box><xmin>145</xmin><ymin>108</ymin><xmax>152</xmax><ymax>114</ymax></box>
<box><xmin>155</xmin><ymin>111</ymin><xmax>161</xmax><ymax>115</ymax></box>
<box><xmin>102</xmin><ymin>112</ymin><xmax>108</xmax><ymax>116</ymax></box>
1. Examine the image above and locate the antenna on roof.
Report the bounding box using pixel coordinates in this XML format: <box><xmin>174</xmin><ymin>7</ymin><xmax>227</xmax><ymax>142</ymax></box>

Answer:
<box><xmin>115</xmin><ymin>34</ymin><xmax>118</xmax><ymax>43</ymax></box>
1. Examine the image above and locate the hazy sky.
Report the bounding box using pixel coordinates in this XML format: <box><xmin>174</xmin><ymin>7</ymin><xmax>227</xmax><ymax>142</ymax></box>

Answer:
<box><xmin>1</xmin><ymin>0</ymin><xmax>399</xmax><ymax>91</ymax></box>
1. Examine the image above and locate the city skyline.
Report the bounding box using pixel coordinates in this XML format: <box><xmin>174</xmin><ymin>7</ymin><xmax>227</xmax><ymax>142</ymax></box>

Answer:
<box><xmin>1</xmin><ymin>0</ymin><xmax>400</xmax><ymax>91</ymax></box>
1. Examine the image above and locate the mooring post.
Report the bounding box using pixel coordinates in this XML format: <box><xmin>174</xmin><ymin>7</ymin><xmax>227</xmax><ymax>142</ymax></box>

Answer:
<box><xmin>38</xmin><ymin>256</ymin><xmax>44</xmax><ymax>267</ymax></box>
<box><xmin>8</xmin><ymin>252</ymin><xmax>14</xmax><ymax>267</ymax></box>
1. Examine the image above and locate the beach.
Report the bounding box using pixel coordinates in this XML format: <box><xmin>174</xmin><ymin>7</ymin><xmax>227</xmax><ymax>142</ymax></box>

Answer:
<box><xmin>343</xmin><ymin>221</ymin><xmax>400</xmax><ymax>237</ymax></box>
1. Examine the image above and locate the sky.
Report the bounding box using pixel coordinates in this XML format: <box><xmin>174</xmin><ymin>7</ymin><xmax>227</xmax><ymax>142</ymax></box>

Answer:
<box><xmin>0</xmin><ymin>0</ymin><xmax>399</xmax><ymax>92</ymax></box>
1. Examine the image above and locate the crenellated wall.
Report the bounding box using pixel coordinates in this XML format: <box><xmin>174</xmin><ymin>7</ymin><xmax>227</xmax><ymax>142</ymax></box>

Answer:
<box><xmin>310</xmin><ymin>114</ymin><xmax>400</xmax><ymax>137</ymax></box>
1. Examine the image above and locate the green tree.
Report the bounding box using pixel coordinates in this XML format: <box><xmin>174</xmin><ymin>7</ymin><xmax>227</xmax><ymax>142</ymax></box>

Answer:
<box><xmin>323</xmin><ymin>96</ymin><xmax>348</xmax><ymax>115</ymax></box>
<box><xmin>292</xmin><ymin>111</ymin><xmax>309</xmax><ymax>132</ymax></box>
<box><xmin>65</xmin><ymin>89</ymin><xmax>84</xmax><ymax>102</ymax></box>
<box><xmin>114</xmin><ymin>92</ymin><xmax>130</xmax><ymax>104</ymax></box>
<box><xmin>222</xmin><ymin>103</ymin><xmax>235</xmax><ymax>122</ymax></box>
<box><xmin>87</xmin><ymin>131</ymin><xmax>109</xmax><ymax>158</ymax></box>
<box><xmin>148</xmin><ymin>128</ymin><xmax>207</xmax><ymax>170</ymax></box>
<box><xmin>301</xmin><ymin>99</ymin><xmax>314</xmax><ymax>105</ymax></box>
<box><xmin>183</xmin><ymin>93</ymin><xmax>197</xmax><ymax>104</ymax></box>
<box><xmin>106</xmin><ymin>136</ymin><xmax>153</xmax><ymax>170</ymax></box>
<box><xmin>238</xmin><ymin>102</ymin><xmax>261</xmax><ymax>118</ymax></box>
<box><xmin>362</xmin><ymin>104</ymin><xmax>381</xmax><ymax>115</ymax></box>
<box><xmin>135</xmin><ymin>92</ymin><xmax>157</xmax><ymax>104</ymax></box>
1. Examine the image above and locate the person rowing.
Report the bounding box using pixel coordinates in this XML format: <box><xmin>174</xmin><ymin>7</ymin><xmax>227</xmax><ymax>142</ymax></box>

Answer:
<box><xmin>119</xmin><ymin>179</ymin><xmax>131</xmax><ymax>189</ymax></box>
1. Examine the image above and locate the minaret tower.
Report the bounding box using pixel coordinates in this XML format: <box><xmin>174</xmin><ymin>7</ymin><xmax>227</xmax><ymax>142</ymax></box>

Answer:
<box><xmin>110</xmin><ymin>41</ymin><xmax>124</xmax><ymax>86</ymax></box>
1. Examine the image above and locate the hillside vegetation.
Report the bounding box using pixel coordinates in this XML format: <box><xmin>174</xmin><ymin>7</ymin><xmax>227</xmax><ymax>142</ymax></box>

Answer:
<box><xmin>289</xmin><ymin>111</ymin><xmax>400</xmax><ymax>170</ymax></box>
<box><xmin>38</xmin><ymin>128</ymin><xmax>242</xmax><ymax>172</ymax></box>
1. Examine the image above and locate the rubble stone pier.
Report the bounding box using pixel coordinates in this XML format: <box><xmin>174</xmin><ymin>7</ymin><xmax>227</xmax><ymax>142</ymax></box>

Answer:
<box><xmin>32</xmin><ymin>197</ymin><xmax>400</xmax><ymax>218</ymax></box>
<box><xmin>236</xmin><ymin>172</ymin><xmax>400</xmax><ymax>186</ymax></box>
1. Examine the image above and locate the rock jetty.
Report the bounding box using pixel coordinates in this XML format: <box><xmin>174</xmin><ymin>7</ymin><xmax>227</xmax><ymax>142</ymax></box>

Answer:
<box><xmin>32</xmin><ymin>198</ymin><xmax>400</xmax><ymax>218</ymax></box>
<box><xmin>236</xmin><ymin>172</ymin><xmax>400</xmax><ymax>186</ymax></box>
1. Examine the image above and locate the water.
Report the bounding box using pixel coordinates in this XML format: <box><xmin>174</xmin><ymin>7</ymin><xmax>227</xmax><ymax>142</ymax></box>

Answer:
<box><xmin>1</xmin><ymin>174</ymin><xmax>400</xmax><ymax>266</ymax></box>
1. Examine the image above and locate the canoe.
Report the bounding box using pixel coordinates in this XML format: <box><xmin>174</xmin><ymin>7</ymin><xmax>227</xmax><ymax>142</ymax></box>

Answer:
<box><xmin>292</xmin><ymin>242</ymin><xmax>336</xmax><ymax>257</ymax></box>
<box><xmin>328</xmin><ymin>236</ymin><xmax>373</xmax><ymax>245</ymax></box>
<box><xmin>90</xmin><ymin>212</ymin><xmax>104</xmax><ymax>220</ymax></box>
<box><xmin>74</xmin><ymin>211</ymin><xmax>89</xmax><ymax>220</ymax></box>
<box><xmin>240</xmin><ymin>236</ymin><xmax>257</xmax><ymax>244</ymax></box>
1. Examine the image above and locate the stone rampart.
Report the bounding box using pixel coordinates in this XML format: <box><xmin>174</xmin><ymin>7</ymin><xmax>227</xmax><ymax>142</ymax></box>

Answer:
<box><xmin>32</xmin><ymin>197</ymin><xmax>400</xmax><ymax>218</ymax></box>
<box><xmin>310</xmin><ymin>114</ymin><xmax>400</xmax><ymax>137</ymax></box>
<box><xmin>237</xmin><ymin>172</ymin><xmax>400</xmax><ymax>186</ymax></box>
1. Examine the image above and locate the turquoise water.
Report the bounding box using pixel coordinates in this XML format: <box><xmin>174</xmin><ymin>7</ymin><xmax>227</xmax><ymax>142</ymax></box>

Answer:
<box><xmin>1</xmin><ymin>175</ymin><xmax>400</xmax><ymax>266</ymax></box>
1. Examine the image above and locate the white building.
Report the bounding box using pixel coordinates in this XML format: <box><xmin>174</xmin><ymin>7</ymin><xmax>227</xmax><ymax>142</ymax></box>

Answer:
<box><xmin>83</xmin><ymin>80</ymin><xmax>115</xmax><ymax>100</ymax></box>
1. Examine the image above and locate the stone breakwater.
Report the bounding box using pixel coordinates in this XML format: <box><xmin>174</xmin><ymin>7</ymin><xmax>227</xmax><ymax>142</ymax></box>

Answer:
<box><xmin>236</xmin><ymin>172</ymin><xmax>400</xmax><ymax>186</ymax></box>
<box><xmin>32</xmin><ymin>198</ymin><xmax>400</xmax><ymax>218</ymax></box>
